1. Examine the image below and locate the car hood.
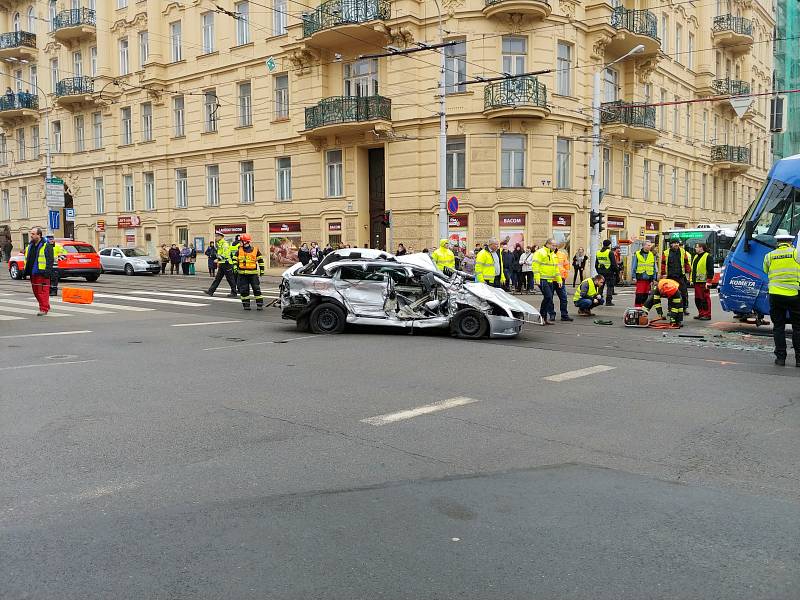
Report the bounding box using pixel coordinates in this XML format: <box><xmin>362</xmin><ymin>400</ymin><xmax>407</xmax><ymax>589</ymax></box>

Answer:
<box><xmin>463</xmin><ymin>282</ymin><xmax>540</xmax><ymax>316</ymax></box>
<box><xmin>395</xmin><ymin>252</ymin><xmax>437</xmax><ymax>270</ymax></box>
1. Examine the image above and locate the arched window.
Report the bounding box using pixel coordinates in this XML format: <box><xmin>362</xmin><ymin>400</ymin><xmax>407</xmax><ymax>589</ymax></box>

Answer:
<box><xmin>27</xmin><ymin>6</ymin><xmax>36</xmax><ymax>32</ymax></box>
<box><xmin>48</xmin><ymin>0</ymin><xmax>57</xmax><ymax>29</ymax></box>
<box><xmin>13</xmin><ymin>13</ymin><xmax>21</xmax><ymax>32</ymax></box>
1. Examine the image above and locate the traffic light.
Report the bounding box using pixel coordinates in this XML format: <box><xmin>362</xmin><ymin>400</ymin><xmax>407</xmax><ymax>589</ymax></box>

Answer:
<box><xmin>590</xmin><ymin>210</ymin><xmax>606</xmax><ymax>233</ymax></box>
<box><xmin>381</xmin><ymin>210</ymin><xmax>391</xmax><ymax>228</ymax></box>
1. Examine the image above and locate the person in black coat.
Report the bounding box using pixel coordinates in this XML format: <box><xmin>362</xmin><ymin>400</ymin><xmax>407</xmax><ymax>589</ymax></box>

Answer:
<box><xmin>511</xmin><ymin>244</ymin><xmax>524</xmax><ymax>293</ymax></box>
<box><xmin>298</xmin><ymin>243</ymin><xmax>311</xmax><ymax>265</ymax></box>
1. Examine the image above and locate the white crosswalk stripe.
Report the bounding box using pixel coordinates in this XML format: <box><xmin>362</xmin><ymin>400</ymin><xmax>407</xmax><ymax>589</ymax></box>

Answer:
<box><xmin>93</xmin><ymin>293</ymin><xmax>209</xmax><ymax>307</ymax></box>
<box><xmin>0</xmin><ymin>314</ymin><xmax>25</xmax><ymax>320</ymax></box>
<box><xmin>0</xmin><ymin>301</ymin><xmax>70</xmax><ymax>317</ymax></box>
<box><xmin>131</xmin><ymin>290</ymin><xmax>241</xmax><ymax>303</ymax></box>
<box><xmin>51</xmin><ymin>298</ymin><xmax>155</xmax><ymax>312</ymax></box>
<box><xmin>0</xmin><ymin>298</ymin><xmax>112</xmax><ymax>315</ymax></box>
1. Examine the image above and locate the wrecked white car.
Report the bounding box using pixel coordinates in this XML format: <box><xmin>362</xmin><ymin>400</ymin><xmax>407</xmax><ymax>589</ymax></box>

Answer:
<box><xmin>279</xmin><ymin>249</ymin><xmax>542</xmax><ymax>338</ymax></box>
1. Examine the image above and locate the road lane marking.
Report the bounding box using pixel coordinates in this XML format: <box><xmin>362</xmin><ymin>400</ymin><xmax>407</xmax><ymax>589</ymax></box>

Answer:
<box><xmin>52</xmin><ymin>298</ymin><xmax>155</xmax><ymax>312</ymax></box>
<box><xmin>0</xmin><ymin>330</ymin><xmax>93</xmax><ymax>339</ymax></box>
<box><xmin>0</xmin><ymin>359</ymin><xmax>97</xmax><ymax>370</ymax></box>
<box><xmin>172</xmin><ymin>320</ymin><xmax>242</xmax><ymax>327</ymax></box>
<box><xmin>0</xmin><ymin>298</ymin><xmax>111</xmax><ymax>315</ymax></box>
<box><xmin>360</xmin><ymin>397</ymin><xmax>480</xmax><ymax>426</ymax></box>
<box><xmin>543</xmin><ymin>365</ymin><xmax>616</xmax><ymax>382</ymax></box>
<box><xmin>0</xmin><ymin>303</ymin><xmax>70</xmax><ymax>317</ymax></box>
<box><xmin>94</xmin><ymin>293</ymin><xmax>209</xmax><ymax>307</ymax></box>
<box><xmin>201</xmin><ymin>335</ymin><xmax>317</xmax><ymax>351</ymax></box>
<box><xmin>0</xmin><ymin>314</ymin><xmax>25</xmax><ymax>320</ymax></box>
<box><xmin>131</xmin><ymin>290</ymin><xmax>242</xmax><ymax>303</ymax></box>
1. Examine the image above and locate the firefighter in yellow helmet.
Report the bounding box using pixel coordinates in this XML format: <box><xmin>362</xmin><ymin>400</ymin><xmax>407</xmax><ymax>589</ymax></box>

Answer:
<box><xmin>763</xmin><ymin>232</ymin><xmax>800</xmax><ymax>366</ymax></box>
<box><xmin>431</xmin><ymin>238</ymin><xmax>455</xmax><ymax>272</ymax></box>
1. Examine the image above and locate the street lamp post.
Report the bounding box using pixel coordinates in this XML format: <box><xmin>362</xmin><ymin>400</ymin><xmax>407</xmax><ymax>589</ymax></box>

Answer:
<box><xmin>589</xmin><ymin>44</ymin><xmax>645</xmax><ymax>275</ymax></box>
<box><xmin>432</xmin><ymin>0</ymin><xmax>448</xmax><ymax>243</ymax></box>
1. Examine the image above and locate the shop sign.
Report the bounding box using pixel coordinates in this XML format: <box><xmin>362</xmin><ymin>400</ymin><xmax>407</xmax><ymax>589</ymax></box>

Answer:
<box><xmin>552</xmin><ymin>214</ymin><xmax>572</xmax><ymax>227</ymax></box>
<box><xmin>96</xmin><ymin>219</ymin><xmax>105</xmax><ymax>232</ymax></box>
<box><xmin>269</xmin><ymin>221</ymin><xmax>302</xmax><ymax>233</ymax></box>
<box><xmin>645</xmin><ymin>220</ymin><xmax>660</xmax><ymax>232</ymax></box>
<box><xmin>448</xmin><ymin>214</ymin><xmax>468</xmax><ymax>228</ymax></box>
<box><xmin>499</xmin><ymin>214</ymin><xmax>526</xmax><ymax>227</ymax></box>
<box><xmin>607</xmin><ymin>216</ymin><xmax>626</xmax><ymax>229</ymax></box>
<box><xmin>328</xmin><ymin>222</ymin><xmax>342</xmax><ymax>232</ymax></box>
<box><xmin>117</xmin><ymin>215</ymin><xmax>141</xmax><ymax>228</ymax></box>
<box><xmin>215</xmin><ymin>223</ymin><xmax>247</xmax><ymax>235</ymax></box>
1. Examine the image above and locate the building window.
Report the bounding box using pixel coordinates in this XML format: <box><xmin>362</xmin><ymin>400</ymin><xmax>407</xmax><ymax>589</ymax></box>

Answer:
<box><xmin>444</xmin><ymin>40</ymin><xmax>466</xmax><ymax>94</ymax></box>
<box><xmin>501</xmin><ymin>134</ymin><xmax>526</xmax><ymax>188</ymax></box>
<box><xmin>657</xmin><ymin>163</ymin><xmax>664</xmax><ymax>202</ymax></box>
<box><xmin>274</xmin><ymin>74</ymin><xmax>288</xmax><ymax>119</ymax></box>
<box><xmin>72</xmin><ymin>51</ymin><xmax>82</xmax><ymax>77</ymax></box>
<box><xmin>27</xmin><ymin>6</ymin><xmax>35</xmax><ymax>32</ymax></box>
<box><xmin>687</xmin><ymin>32</ymin><xmax>694</xmax><ymax>69</ymax></box>
<box><xmin>31</xmin><ymin>125</ymin><xmax>39</xmax><ymax>159</ymax></box>
<box><xmin>722</xmin><ymin>180</ymin><xmax>729</xmax><ymax>212</ymax></box>
<box><xmin>325</xmin><ymin>149</ymin><xmax>344</xmax><ymax>197</ymax></box>
<box><xmin>201</xmin><ymin>12</ymin><xmax>214</xmax><ymax>54</ymax></box>
<box><xmin>661</xmin><ymin>14</ymin><xmax>669</xmax><ymax>52</ymax></box>
<box><xmin>175</xmin><ymin>168</ymin><xmax>188</xmax><ymax>208</ymax></box>
<box><xmin>1</xmin><ymin>190</ymin><xmax>9</xmax><ymax>220</ymax></box>
<box><xmin>684</xmin><ymin>170</ymin><xmax>691</xmax><ymax>207</ymax></box>
<box><xmin>92</xmin><ymin>112</ymin><xmax>102</xmax><ymax>149</ymax></box>
<box><xmin>603</xmin><ymin>68</ymin><xmax>618</xmax><ymax>103</ymax></box>
<box><xmin>659</xmin><ymin>89</ymin><xmax>667</xmax><ymax>129</ymax></box>
<box><xmin>276</xmin><ymin>157</ymin><xmax>292</xmax><ymax>201</ymax></box>
<box><xmin>446</xmin><ymin>136</ymin><xmax>466</xmax><ymax>189</ymax></box>
<box><xmin>49</xmin><ymin>58</ymin><xmax>59</xmax><ymax>94</ymax></box>
<box><xmin>273</xmin><ymin>0</ymin><xmax>287</xmax><ymax>36</ymax></box>
<box><xmin>121</xmin><ymin>107</ymin><xmax>132</xmax><ymax>145</ymax></box>
<box><xmin>671</xmin><ymin>167</ymin><xmax>678</xmax><ymax>204</ymax></box>
<box><xmin>138</xmin><ymin>31</ymin><xmax>149</xmax><ymax>67</ymax></box>
<box><xmin>141</xmin><ymin>102</ymin><xmax>153</xmax><ymax>141</ymax></box>
<box><xmin>206</xmin><ymin>164</ymin><xmax>220</xmax><ymax>206</ymax></box>
<box><xmin>701</xmin><ymin>174</ymin><xmax>707</xmax><ymax>209</ymax></box>
<box><xmin>117</xmin><ymin>0</ymin><xmax>128</xmax><ymax>8</ymax></box>
<box><xmin>48</xmin><ymin>0</ymin><xmax>57</xmax><ymax>28</ymax></box>
<box><xmin>673</xmin><ymin>97</ymin><xmax>679</xmax><ymax>135</ymax></box>
<box><xmin>203</xmin><ymin>90</ymin><xmax>218</xmax><ymax>132</ymax></box>
<box><xmin>16</xmin><ymin>128</ymin><xmax>25</xmax><ymax>161</ymax></box>
<box><xmin>90</xmin><ymin>47</ymin><xmax>97</xmax><ymax>76</ymax></box>
<box><xmin>643</xmin><ymin>159</ymin><xmax>650</xmax><ymax>200</ymax></box>
<box><xmin>74</xmin><ymin>115</ymin><xmax>84</xmax><ymax>152</ymax></box>
<box><xmin>144</xmin><ymin>172</ymin><xmax>155</xmax><ymax>210</ymax></box>
<box><xmin>240</xmin><ymin>161</ymin><xmax>254</xmax><ymax>203</ymax></box>
<box><xmin>622</xmin><ymin>152</ymin><xmax>631</xmax><ymax>197</ymax></box>
<box><xmin>235</xmin><ymin>1</ymin><xmax>250</xmax><ymax>44</ymax></box>
<box><xmin>674</xmin><ymin>23</ymin><xmax>682</xmax><ymax>63</ymax></box>
<box><xmin>685</xmin><ymin>104</ymin><xmax>691</xmax><ymax>134</ymax></box>
<box><xmin>556</xmin><ymin>137</ymin><xmax>571</xmax><ymax>189</ymax></box>
<box><xmin>0</xmin><ymin>134</ymin><xmax>5</xmax><ymax>166</ymax></box>
<box><xmin>29</xmin><ymin>65</ymin><xmax>37</xmax><ymax>93</ymax></box>
<box><xmin>173</xmin><ymin>95</ymin><xmax>185</xmax><ymax>137</ymax></box>
<box><xmin>178</xmin><ymin>227</ymin><xmax>189</xmax><ymax>247</ymax></box>
<box><xmin>170</xmin><ymin>21</ymin><xmax>182</xmax><ymax>62</ymax></box>
<box><xmin>602</xmin><ymin>147</ymin><xmax>612</xmax><ymax>192</ymax></box>
<box><xmin>556</xmin><ymin>42</ymin><xmax>572</xmax><ymax>96</ymax></box>
<box><xmin>123</xmin><ymin>174</ymin><xmax>134</xmax><ymax>212</ymax></box>
<box><xmin>238</xmin><ymin>82</ymin><xmax>252</xmax><ymax>127</ymax></box>
<box><xmin>19</xmin><ymin>186</ymin><xmax>28</xmax><ymax>218</ymax></box>
<box><xmin>702</xmin><ymin>110</ymin><xmax>708</xmax><ymax>142</ymax></box>
<box><xmin>344</xmin><ymin>59</ymin><xmax>378</xmax><ymax>97</ymax></box>
<box><xmin>52</xmin><ymin>120</ymin><xmax>61</xmax><ymax>153</ymax></box>
<box><xmin>501</xmin><ymin>36</ymin><xmax>526</xmax><ymax>76</ymax></box>
<box><xmin>119</xmin><ymin>38</ymin><xmax>129</xmax><ymax>75</ymax></box>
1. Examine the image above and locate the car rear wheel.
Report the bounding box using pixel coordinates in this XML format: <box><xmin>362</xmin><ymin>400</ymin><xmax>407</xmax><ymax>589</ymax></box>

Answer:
<box><xmin>85</xmin><ymin>274</ymin><xmax>99</xmax><ymax>282</ymax></box>
<box><xmin>9</xmin><ymin>263</ymin><xmax>20</xmax><ymax>280</ymax></box>
<box><xmin>124</xmin><ymin>264</ymin><xmax>135</xmax><ymax>276</ymax></box>
<box><xmin>309</xmin><ymin>303</ymin><xmax>346</xmax><ymax>334</ymax></box>
<box><xmin>451</xmin><ymin>309</ymin><xmax>488</xmax><ymax>339</ymax></box>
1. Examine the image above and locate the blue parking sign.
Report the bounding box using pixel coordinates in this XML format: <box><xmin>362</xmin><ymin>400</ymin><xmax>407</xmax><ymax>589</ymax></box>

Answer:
<box><xmin>48</xmin><ymin>210</ymin><xmax>60</xmax><ymax>231</ymax></box>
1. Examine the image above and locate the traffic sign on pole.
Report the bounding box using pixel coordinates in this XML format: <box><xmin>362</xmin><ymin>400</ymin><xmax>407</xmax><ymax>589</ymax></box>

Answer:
<box><xmin>65</xmin><ymin>207</ymin><xmax>75</xmax><ymax>221</ymax></box>
<box><xmin>447</xmin><ymin>196</ymin><xmax>459</xmax><ymax>215</ymax></box>
<box><xmin>48</xmin><ymin>210</ymin><xmax>60</xmax><ymax>231</ymax></box>
<box><xmin>45</xmin><ymin>177</ymin><xmax>65</xmax><ymax>208</ymax></box>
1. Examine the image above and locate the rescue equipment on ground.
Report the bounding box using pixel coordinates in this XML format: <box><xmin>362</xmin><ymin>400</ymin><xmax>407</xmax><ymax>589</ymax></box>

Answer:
<box><xmin>62</xmin><ymin>287</ymin><xmax>94</xmax><ymax>304</ymax></box>
<box><xmin>624</xmin><ymin>307</ymin><xmax>649</xmax><ymax>327</ymax></box>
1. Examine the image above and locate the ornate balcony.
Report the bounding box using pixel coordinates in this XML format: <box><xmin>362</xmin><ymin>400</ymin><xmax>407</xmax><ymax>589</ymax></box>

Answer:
<box><xmin>54</xmin><ymin>76</ymin><xmax>95</xmax><ymax>106</ymax></box>
<box><xmin>302</xmin><ymin>0</ymin><xmax>390</xmax><ymax>49</ymax></box>
<box><xmin>51</xmin><ymin>8</ymin><xmax>96</xmax><ymax>43</ymax></box>
<box><xmin>0</xmin><ymin>31</ymin><xmax>37</xmax><ymax>61</ymax></box>
<box><xmin>483</xmin><ymin>76</ymin><xmax>550</xmax><ymax>120</ymax></box>
<box><xmin>712</xmin><ymin>15</ymin><xmax>753</xmax><ymax>53</ymax></box>
<box><xmin>711</xmin><ymin>78</ymin><xmax>750</xmax><ymax>96</ymax></box>
<box><xmin>606</xmin><ymin>7</ymin><xmax>660</xmax><ymax>59</ymax></box>
<box><xmin>0</xmin><ymin>92</ymin><xmax>39</xmax><ymax>121</ymax></box>
<box><xmin>483</xmin><ymin>0</ymin><xmax>551</xmax><ymax>21</ymax></box>
<box><xmin>711</xmin><ymin>145</ymin><xmax>750</xmax><ymax>175</ymax></box>
<box><xmin>600</xmin><ymin>100</ymin><xmax>658</xmax><ymax>143</ymax></box>
<box><xmin>304</xmin><ymin>95</ymin><xmax>391</xmax><ymax>136</ymax></box>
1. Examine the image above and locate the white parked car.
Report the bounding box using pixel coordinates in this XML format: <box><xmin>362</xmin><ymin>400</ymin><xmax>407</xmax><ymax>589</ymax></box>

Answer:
<box><xmin>99</xmin><ymin>247</ymin><xmax>161</xmax><ymax>275</ymax></box>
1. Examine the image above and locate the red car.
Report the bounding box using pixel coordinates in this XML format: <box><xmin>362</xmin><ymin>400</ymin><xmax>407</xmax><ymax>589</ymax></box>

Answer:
<box><xmin>8</xmin><ymin>239</ymin><xmax>102</xmax><ymax>282</ymax></box>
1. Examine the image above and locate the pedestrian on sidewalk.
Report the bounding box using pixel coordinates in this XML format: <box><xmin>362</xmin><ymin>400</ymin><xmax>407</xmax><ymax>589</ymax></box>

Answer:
<box><xmin>298</xmin><ymin>243</ymin><xmax>311</xmax><ymax>266</ymax></box>
<box><xmin>519</xmin><ymin>246</ymin><xmax>534</xmax><ymax>292</ymax></box>
<box><xmin>180</xmin><ymin>244</ymin><xmax>192</xmax><ymax>275</ymax></box>
<box><xmin>206</xmin><ymin>232</ymin><xmax>237</xmax><ymax>297</ymax></box>
<box><xmin>205</xmin><ymin>241</ymin><xmax>217</xmax><ymax>277</ymax></box>
<box><xmin>574</xmin><ymin>274</ymin><xmax>605</xmax><ymax>316</ymax></box>
<box><xmin>631</xmin><ymin>241</ymin><xmax>656</xmax><ymax>307</ymax></box>
<box><xmin>501</xmin><ymin>244</ymin><xmax>514</xmax><ymax>291</ymax></box>
<box><xmin>168</xmin><ymin>244</ymin><xmax>181</xmax><ymax>274</ymax></box>
<box><xmin>189</xmin><ymin>244</ymin><xmax>197</xmax><ymax>275</ymax></box>
<box><xmin>511</xmin><ymin>244</ymin><xmax>523</xmax><ymax>293</ymax></box>
<box><xmin>22</xmin><ymin>226</ymin><xmax>54</xmax><ymax>316</ymax></box>
<box><xmin>691</xmin><ymin>242</ymin><xmax>714</xmax><ymax>320</ymax></box>
<box><xmin>461</xmin><ymin>250</ymin><xmax>475</xmax><ymax>276</ymax></box>
<box><xmin>159</xmin><ymin>243</ymin><xmax>169</xmax><ymax>274</ymax></box>
<box><xmin>571</xmin><ymin>248</ymin><xmax>587</xmax><ymax>286</ymax></box>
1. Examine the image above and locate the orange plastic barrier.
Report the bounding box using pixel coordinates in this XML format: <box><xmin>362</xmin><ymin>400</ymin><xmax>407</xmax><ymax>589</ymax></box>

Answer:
<box><xmin>62</xmin><ymin>287</ymin><xmax>94</xmax><ymax>304</ymax></box>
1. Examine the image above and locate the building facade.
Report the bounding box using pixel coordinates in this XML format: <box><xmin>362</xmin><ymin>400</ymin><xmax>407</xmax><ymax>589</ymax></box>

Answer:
<box><xmin>0</xmin><ymin>0</ymin><xmax>773</xmax><ymax>271</ymax></box>
<box><xmin>772</xmin><ymin>0</ymin><xmax>799</xmax><ymax>160</ymax></box>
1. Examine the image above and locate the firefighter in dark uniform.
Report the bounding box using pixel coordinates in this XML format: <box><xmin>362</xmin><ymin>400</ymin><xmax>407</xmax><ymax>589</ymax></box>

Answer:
<box><xmin>661</xmin><ymin>236</ymin><xmax>692</xmax><ymax>314</ymax></box>
<box><xmin>643</xmin><ymin>278</ymin><xmax>684</xmax><ymax>327</ymax></box>
<box><xmin>232</xmin><ymin>233</ymin><xmax>265</xmax><ymax>311</ymax></box>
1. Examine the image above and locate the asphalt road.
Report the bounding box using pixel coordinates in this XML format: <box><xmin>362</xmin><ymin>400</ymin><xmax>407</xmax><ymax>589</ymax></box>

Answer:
<box><xmin>1</xmin><ymin>272</ymin><xmax>798</xmax><ymax>599</ymax></box>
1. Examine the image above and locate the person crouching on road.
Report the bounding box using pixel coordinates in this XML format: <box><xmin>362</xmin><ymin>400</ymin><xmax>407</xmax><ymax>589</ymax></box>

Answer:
<box><xmin>23</xmin><ymin>226</ymin><xmax>54</xmax><ymax>316</ymax></box>
<box><xmin>691</xmin><ymin>242</ymin><xmax>715</xmax><ymax>321</ymax></box>
<box><xmin>643</xmin><ymin>278</ymin><xmax>684</xmax><ymax>327</ymax></box>
<box><xmin>233</xmin><ymin>233</ymin><xmax>265</xmax><ymax>311</ymax></box>
<box><xmin>45</xmin><ymin>235</ymin><xmax>67</xmax><ymax>297</ymax></box>
<box><xmin>431</xmin><ymin>238</ymin><xmax>455</xmax><ymax>272</ymax></box>
<box><xmin>574</xmin><ymin>274</ymin><xmax>605</xmax><ymax>316</ymax></box>
<box><xmin>475</xmin><ymin>238</ymin><xmax>505</xmax><ymax>287</ymax></box>
<box><xmin>631</xmin><ymin>240</ymin><xmax>656</xmax><ymax>307</ymax></box>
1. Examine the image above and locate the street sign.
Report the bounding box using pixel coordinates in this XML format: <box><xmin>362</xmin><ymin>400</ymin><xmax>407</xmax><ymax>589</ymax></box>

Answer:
<box><xmin>48</xmin><ymin>210</ymin><xmax>60</xmax><ymax>231</ymax></box>
<box><xmin>266</xmin><ymin>57</ymin><xmax>277</xmax><ymax>72</ymax></box>
<box><xmin>45</xmin><ymin>177</ymin><xmax>65</xmax><ymax>208</ymax></box>
<box><xmin>65</xmin><ymin>207</ymin><xmax>75</xmax><ymax>221</ymax></box>
<box><xmin>447</xmin><ymin>196</ymin><xmax>458</xmax><ymax>215</ymax></box>
<box><xmin>729</xmin><ymin>97</ymin><xmax>754</xmax><ymax>118</ymax></box>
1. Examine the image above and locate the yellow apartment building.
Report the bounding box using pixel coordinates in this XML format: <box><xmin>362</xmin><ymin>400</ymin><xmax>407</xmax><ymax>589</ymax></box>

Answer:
<box><xmin>0</xmin><ymin>0</ymin><xmax>774</xmax><ymax>270</ymax></box>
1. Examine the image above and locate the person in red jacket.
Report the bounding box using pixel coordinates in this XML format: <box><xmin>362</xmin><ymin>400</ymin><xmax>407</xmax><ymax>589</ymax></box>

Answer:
<box><xmin>660</xmin><ymin>237</ymin><xmax>692</xmax><ymax>315</ymax></box>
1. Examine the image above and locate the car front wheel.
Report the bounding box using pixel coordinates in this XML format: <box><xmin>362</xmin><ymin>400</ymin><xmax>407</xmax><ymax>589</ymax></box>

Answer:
<box><xmin>451</xmin><ymin>309</ymin><xmax>488</xmax><ymax>339</ymax></box>
<box><xmin>124</xmin><ymin>264</ymin><xmax>135</xmax><ymax>276</ymax></box>
<box><xmin>309</xmin><ymin>303</ymin><xmax>346</xmax><ymax>334</ymax></box>
<box><xmin>9</xmin><ymin>262</ymin><xmax>20</xmax><ymax>280</ymax></box>
<box><xmin>85</xmin><ymin>274</ymin><xmax>99</xmax><ymax>282</ymax></box>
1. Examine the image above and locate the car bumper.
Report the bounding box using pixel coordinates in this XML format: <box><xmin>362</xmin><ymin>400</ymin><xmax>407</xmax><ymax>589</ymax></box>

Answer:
<box><xmin>487</xmin><ymin>315</ymin><xmax>525</xmax><ymax>338</ymax></box>
<box><xmin>56</xmin><ymin>268</ymin><xmax>102</xmax><ymax>278</ymax></box>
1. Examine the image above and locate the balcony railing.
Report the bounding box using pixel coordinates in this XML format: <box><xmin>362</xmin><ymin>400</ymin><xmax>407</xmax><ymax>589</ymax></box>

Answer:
<box><xmin>711</xmin><ymin>145</ymin><xmax>750</xmax><ymax>163</ymax></box>
<box><xmin>305</xmin><ymin>95</ymin><xmax>391</xmax><ymax>130</ymax></box>
<box><xmin>55</xmin><ymin>76</ymin><xmax>94</xmax><ymax>97</ymax></box>
<box><xmin>484</xmin><ymin>0</ymin><xmax>550</xmax><ymax>8</ymax></box>
<box><xmin>0</xmin><ymin>92</ymin><xmax>38</xmax><ymax>112</ymax></box>
<box><xmin>302</xmin><ymin>0</ymin><xmax>390</xmax><ymax>37</ymax></box>
<box><xmin>484</xmin><ymin>76</ymin><xmax>547</xmax><ymax>111</ymax></box>
<box><xmin>611</xmin><ymin>7</ymin><xmax>658</xmax><ymax>40</ymax></box>
<box><xmin>712</xmin><ymin>14</ymin><xmax>753</xmax><ymax>36</ymax></box>
<box><xmin>600</xmin><ymin>100</ymin><xmax>656</xmax><ymax>129</ymax></box>
<box><xmin>0</xmin><ymin>31</ymin><xmax>36</xmax><ymax>50</ymax></box>
<box><xmin>711</xmin><ymin>78</ymin><xmax>750</xmax><ymax>96</ymax></box>
<box><xmin>52</xmin><ymin>8</ymin><xmax>96</xmax><ymax>31</ymax></box>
